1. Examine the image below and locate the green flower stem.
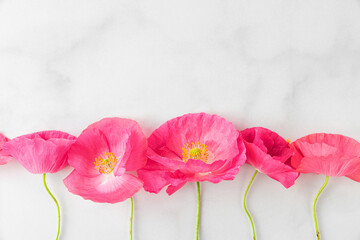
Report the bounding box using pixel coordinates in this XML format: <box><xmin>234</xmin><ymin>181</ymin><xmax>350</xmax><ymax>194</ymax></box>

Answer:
<box><xmin>313</xmin><ymin>175</ymin><xmax>329</xmax><ymax>240</ymax></box>
<box><xmin>42</xmin><ymin>173</ymin><xmax>60</xmax><ymax>240</ymax></box>
<box><xmin>196</xmin><ymin>182</ymin><xmax>201</xmax><ymax>240</ymax></box>
<box><xmin>130</xmin><ymin>197</ymin><xmax>134</xmax><ymax>240</ymax></box>
<box><xmin>243</xmin><ymin>170</ymin><xmax>258</xmax><ymax>240</ymax></box>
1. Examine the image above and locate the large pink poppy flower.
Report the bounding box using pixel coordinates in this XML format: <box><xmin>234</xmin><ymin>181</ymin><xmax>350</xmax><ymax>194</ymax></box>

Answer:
<box><xmin>63</xmin><ymin>117</ymin><xmax>147</xmax><ymax>203</ymax></box>
<box><xmin>0</xmin><ymin>133</ymin><xmax>12</xmax><ymax>165</ymax></box>
<box><xmin>138</xmin><ymin>113</ymin><xmax>246</xmax><ymax>195</ymax></box>
<box><xmin>240</xmin><ymin>127</ymin><xmax>299</xmax><ymax>188</ymax></box>
<box><xmin>3</xmin><ymin>131</ymin><xmax>76</xmax><ymax>173</ymax></box>
<box><xmin>290</xmin><ymin>133</ymin><xmax>360</xmax><ymax>181</ymax></box>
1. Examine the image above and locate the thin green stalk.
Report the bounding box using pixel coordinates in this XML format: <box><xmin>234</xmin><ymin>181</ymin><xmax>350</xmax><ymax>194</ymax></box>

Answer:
<box><xmin>313</xmin><ymin>176</ymin><xmax>329</xmax><ymax>240</ymax></box>
<box><xmin>196</xmin><ymin>182</ymin><xmax>201</xmax><ymax>240</ymax></box>
<box><xmin>243</xmin><ymin>170</ymin><xmax>258</xmax><ymax>240</ymax></box>
<box><xmin>130</xmin><ymin>197</ymin><xmax>134</xmax><ymax>240</ymax></box>
<box><xmin>43</xmin><ymin>173</ymin><xmax>60</xmax><ymax>240</ymax></box>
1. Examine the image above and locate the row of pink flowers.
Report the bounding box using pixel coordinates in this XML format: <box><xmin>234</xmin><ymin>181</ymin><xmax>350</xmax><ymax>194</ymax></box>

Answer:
<box><xmin>1</xmin><ymin>113</ymin><xmax>360</xmax><ymax>203</ymax></box>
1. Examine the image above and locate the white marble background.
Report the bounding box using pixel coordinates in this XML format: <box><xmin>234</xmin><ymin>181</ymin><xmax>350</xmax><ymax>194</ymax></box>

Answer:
<box><xmin>0</xmin><ymin>0</ymin><xmax>360</xmax><ymax>239</ymax></box>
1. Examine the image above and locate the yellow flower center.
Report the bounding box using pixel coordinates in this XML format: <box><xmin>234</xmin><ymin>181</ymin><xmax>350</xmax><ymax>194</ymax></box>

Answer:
<box><xmin>182</xmin><ymin>142</ymin><xmax>209</xmax><ymax>163</ymax></box>
<box><xmin>94</xmin><ymin>151</ymin><xmax>118</xmax><ymax>174</ymax></box>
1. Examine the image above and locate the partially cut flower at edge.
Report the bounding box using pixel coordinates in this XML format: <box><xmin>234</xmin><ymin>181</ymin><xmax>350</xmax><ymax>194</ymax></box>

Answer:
<box><xmin>290</xmin><ymin>133</ymin><xmax>360</xmax><ymax>181</ymax></box>
<box><xmin>0</xmin><ymin>133</ymin><xmax>12</xmax><ymax>165</ymax></box>
<box><xmin>2</xmin><ymin>131</ymin><xmax>76</xmax><ymax>173</ymax></box>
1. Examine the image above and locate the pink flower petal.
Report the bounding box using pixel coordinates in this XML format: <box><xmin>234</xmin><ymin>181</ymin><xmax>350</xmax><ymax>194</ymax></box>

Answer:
<box><xmin>251</xmin><ymin>151</ymin><xmax>299</xmax><ymax>188</ymax></box>
<box><xmin>137</xmin><ymin>159</ymin><xmax>173</xmax><ymax>193</ymax></box>
<box><xmin>296</xmin><ymin>156</ymin><xmax>360</xmax><ymax>177</ymax></box>
<box><xmin>3</xmin><ymin>131</ymin><xmax>75</xmax><ymax>174</ymax></box>
<box><xmin>181</xmin><ymin>159</ymin><xmax>225</xmax><ymax>173</ymax></box>
<box><xmin>166</xmin><ymin>182</ymin><xmax>186</xmax><ymax>195</ymax></box>
<box><xmin>241</xmin><ymin>127</ymin><xmax>293</xmax><ymax>163</ymax></box>
<box><xmin>240</xmin><ymin>127</ymin><xmax>298</xmax><ymax>188</ymax></box>
<box><xmin>138</xmin><ymin>169</ymin><xmax>170</xmax><ymax>193</ymax></box>
<box><xmin>0</xmin><ymin>133</ymin><xmax>11</xmax><ymax>165</ymax></box>
<box><xmin>146</xmin><ymin>148</ymin><xmax>186</xmax><ymax>170</ymax></box>
<box><xmin>63</xmin><ymin>170</ymin><xmax>143</xmax><ymax>203</ymax></box>
<box><xmin>291</xmin><ymin>133</ymin><xmax>360</xmax><ymax>181</ymax></box>
<box><xmin>148</xmin><ymin>113</ymin><xmax>240</xmax><ymax>164</ymax></box>
<box><xmin>68</xmin><ymin>128</ymin><xmax>111</xmax><ymax>177</ymax></box>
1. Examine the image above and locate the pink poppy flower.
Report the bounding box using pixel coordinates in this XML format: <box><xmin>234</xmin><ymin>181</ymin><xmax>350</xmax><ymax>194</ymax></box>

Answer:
<box><xmin>239</xmin><ymin>127</ymin><xmax>298</xmax><ymax>240</ymax></box>
<box><xmin>290</xmin><ymin>133</ymin><xmax>360</xmax><ymax>240</ymax></box>
<box><xmin>0</xmin><ymin>133</ymin><xmax>12</xmax><ymax>165</ymax></box>
<box><xmin>138</xmin><ymin>113</ymin><xmax>246</xmax><ymax>195</ymax></box>
<box><xmin>291</xmin><ymin>133</ymin><xmax>360</xmax><ymax>180</ymax></box>
<box><xmin>3</xmin><ymin>131</ymin><xmax>76</xmax><ymax>173</ymax></box>
<box><xmin>63</xmin><ymin>117</ymin><xmax>147</xmax><ymax>203</ymax></box>
<box><xmin>240</xmin><ymin>127</ymin><xmax>299</xmax><ymax>188</ymax></box>
<box><xmin>138</xmin><ymin>113</ymin><xmax>245</xmax><ymax>240</ymax></box>
<box><xmin>3</xmin><ymin>130</ymin><xmax>76</xmax><ymax>240</ymax></box>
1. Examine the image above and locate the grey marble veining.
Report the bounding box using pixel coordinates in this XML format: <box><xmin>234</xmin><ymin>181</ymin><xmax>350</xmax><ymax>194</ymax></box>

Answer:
<box><xmin>0</xmin><ymin>0</ymin><xmax>360</xmax><ymax>239</ymax></box>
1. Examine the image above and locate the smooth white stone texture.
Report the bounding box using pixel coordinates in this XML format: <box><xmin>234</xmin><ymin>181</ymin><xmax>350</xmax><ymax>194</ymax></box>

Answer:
<box><xmin>0</xmin><ymin>0</ymin><xmax>360</xmax><ymax>239</ymax></box>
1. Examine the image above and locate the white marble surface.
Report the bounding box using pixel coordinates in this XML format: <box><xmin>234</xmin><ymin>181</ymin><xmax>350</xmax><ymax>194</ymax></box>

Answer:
<box><xmin>1</xmin><ymin>0</ymin><xmax>360</xmax><ymax>239</ymax></box>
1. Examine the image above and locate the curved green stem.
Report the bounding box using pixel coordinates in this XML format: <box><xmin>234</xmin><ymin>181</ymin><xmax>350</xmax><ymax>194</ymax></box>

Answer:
<box><xmin>130</xmin><ymin>197</ymin><xmax>134</xmax><ymax>240</ymax></box>
<box><xmin>43</xmin><ymin>173</ymin><xmax>60</xmax><ymax>240</ymax></box>
<box><xmin>313</xmin><ymin>175</ymin><xmax>329</xmax><ymax>240</ymax></box>
<box><xmin>196</xmin><ymin>182</ymin><xmax>201</xmax><ymax>240</ymax></box>
<box><xmin>243</xmin><ymin>170</ymin><xmax>258</xmax><ymax>240</ymax></box>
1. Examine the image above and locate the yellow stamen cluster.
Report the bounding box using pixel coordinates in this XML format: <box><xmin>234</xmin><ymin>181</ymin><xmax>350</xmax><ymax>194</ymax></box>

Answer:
<box><xmin>94</xmin><ymin>151</ymin><xmax>118</xmax><ymax>174</ymax></box>
<box><xmin>182</xmin><ymin>142</ymin><xmax>209</xmax><ymax>163</ymax></box>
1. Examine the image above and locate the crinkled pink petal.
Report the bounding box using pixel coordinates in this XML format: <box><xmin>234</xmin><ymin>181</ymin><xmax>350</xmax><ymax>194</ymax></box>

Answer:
<box><xmin>294</xmin><ymin>133</ymin><xmax>360</xmax><ymax>156</ymax></box>
<box><xmin>241</xmin><ymin>127</ymin><xmax>293</xmax><ymax>163</ymax></box>
<box><xmin>168</xmin><ymin>168</ymin><xmax>233</xmax><ymax>184</ymax></box>
<box><xmin>296</xmin><ymin>156</ymin><xmax>360</xmax><ymax>177</ymax></box>
<box><xmin>137</xmin><ymin>159</ymin><xmax>173</xmax><ymax>193</ymax></box>
<box><xmin>0</xmin><ymin>156</ymin><xmax>10</xmax><ymax>165</ymax></box>
<box><xmin>137</xmin><ymin>159</ymin><xmax>175</xmax><ymax>193</ymax></box>
<box><xmin>166</xmin><ymin>182</ymin><xmax>186</xmax><ymax>195</ymax></box>
<box><xmin>148</xmin><ymin>113</ymin><xmax>240</xmax><ymax>164</ymax></box>
<box><xmin>167</xmin><ymin>142</ymin><xmax>246</xmax><ymax>186</ymax></box>
<box><xmin>139</xmin><ymin>139</ymin><xmax>246</xmax><ymax>195</ymax></box>
<box><xmin>113</xmin><ymin>131</ymin><xmax>131</xmax><ymax>176</ymax></box>
<box><xmin>345</xmin><ymin>167</ymin><xmax>360</xmax><ymax>182</ymax></box>
<box><xmin>181</xmin><ymin>159</ymin><xmax>225</xmax><ymax>173</ymax></box>
<box><xmin>252</xmin><ymin>153</ymin><xmax>298</xmax><ymax>188</ymax></box>
<box><xmin>68</xmin><ymin>128</ymin><xmax>109</xmax><ymax>177</ymax></box>
<box><xmin>147</xmin><ymin>148</ymin><xmax>187</xmax><ymax>170</ymax></box>
<box><xmin>292</xmin><ymin>142</ymin><xmax>340</xmax><ymax>169</ymax></box>
<box><xmin>3</xmin><ymin>131</ymin><xmax>75</xmax><ymax>174</ymax></box>
<box><xmin>170</xmin><ymin>158</ymin><xmax>243</xmax><ymax>184</ymax></box>
<box><xmin>63</xmin><ymin>170</ymin><xmax>143</xmax><ymax>203</ymax></box>
<box><xmin>137</xmin><ymin>169</ymin><xmax>170</xmax><ymax>193</ymax></box>
<box><xmin>240</xmin><ymin>127</ymin><xmax>298</xmax><ymax>188</ymax></box>
<box><xmin>210</xmin><ymin>137</ymin><xmax>247</xmax><ymax>176</ymax></box>
<box><xmin>291</xmin><ymin>133</ymin><xmax>360</xmax><ymax>181</ymax></box>
<box><xmin>147</xmin><ymin>127</ymin><xmax>242</xmax><ymax>176</ymax></box>
<box><xmin>0</xmin><ymin>133</ymin><xmax>11</xmax><ymax>165</ymax></box>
